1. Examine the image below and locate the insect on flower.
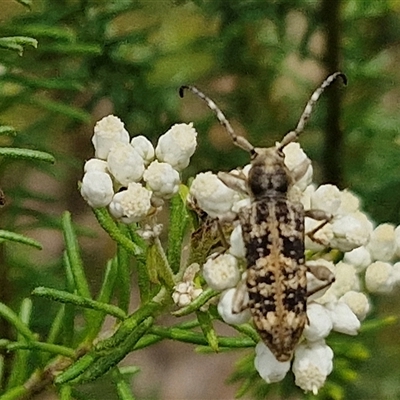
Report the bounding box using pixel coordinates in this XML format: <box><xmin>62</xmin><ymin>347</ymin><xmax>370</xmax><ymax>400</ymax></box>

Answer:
<box><xmin>180</xmin><ymin>72</ymin><xmax>347</xmax><ymax>361</ymax></box>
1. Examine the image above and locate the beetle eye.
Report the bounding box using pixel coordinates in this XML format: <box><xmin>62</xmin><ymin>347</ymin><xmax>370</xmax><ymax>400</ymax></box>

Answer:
<box><xmin>250</xmin><ymin>149</ymin><xmax>258</xmax><ymax>160</ymax></box>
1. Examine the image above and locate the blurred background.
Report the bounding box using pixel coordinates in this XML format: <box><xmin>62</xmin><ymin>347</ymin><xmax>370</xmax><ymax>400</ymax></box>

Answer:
<box><xmin>1</xmin><ymin>0</ymin><xmax>400</xmax><ymax>399</ymax></box>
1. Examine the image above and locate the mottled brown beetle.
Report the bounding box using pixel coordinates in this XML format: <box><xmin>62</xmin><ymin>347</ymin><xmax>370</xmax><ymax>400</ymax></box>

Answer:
<box><xmin>180</xmin><ymin>72</ymin><xmax>346</xmax><ymax>361</ymax></box>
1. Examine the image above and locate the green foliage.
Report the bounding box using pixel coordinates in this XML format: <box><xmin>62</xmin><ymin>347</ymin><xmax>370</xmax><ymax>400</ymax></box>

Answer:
<box><xmin>1</xmin><ymin>0</ymin><xmax>400</xmax><ymax>399</ymax></box>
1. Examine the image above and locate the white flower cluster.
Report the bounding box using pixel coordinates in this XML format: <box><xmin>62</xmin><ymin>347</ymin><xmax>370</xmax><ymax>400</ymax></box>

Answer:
<box><xmin>80</xmin><ymin>115</ymin><xmax>197</xmax><ymax>224</ymax></box>
<box><xmin>172</xmin><ymin>263</ymin><xmax>203</xmax><ymax>307</ymax></box>
<box><xmin>188</xmin><ymin>142</ymin><xmax>400</xmax><ymax>394</ymax></box>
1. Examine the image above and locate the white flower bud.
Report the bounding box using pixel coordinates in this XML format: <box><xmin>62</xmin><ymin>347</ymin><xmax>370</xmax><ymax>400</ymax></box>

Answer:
<box><xmin>394</xmin><ymin>225</ymin><xmax>400</xmax><ymax>258</ymax></box>
<box><xmin>365</xmin><ymin>261</ymin><xmax>394</xmax><ymax>293</ymax></box>
<box><xmin>107</xmin><ymin>142</ymin><xmax>145</xmax><ymax>186</ymax></box>
<box><xmin>109</xmin><ymin>182</ymin><xmax>152</xmax><ymax>223</ymax></box>
<box><xmin>330</xmin><ymin>211</ymin><xmax>373</xmax><ymax>252</ymax></box>
<box><xmin>190</xmin><ymin>172</ymin><xmax>239</xmax><ymax>219</ymax></box>
<box><xmin>203</xmin><ymin>253</ymin><xmax>240</xmax><ymax>291</ymax></box>
<box><xmin>143</xmin><ymin>160</ymin><xmax>180</xmax><ymax>199</ymax></box>
<box><xmin>217</xmin><ymin>288</ymin><xmax>251</xmax><ymax>325</ymax></box>
<box><xmin>304</xmin><ymin>303</ymin><xmax>332</xmax><ymax>342</ymax></box>
<box><xmin>242</xmin><ymin>164</ymin><xmax>251</xmax><ymax>177</ymax></box>
<box><xmin>392</xmin><ymin>262</ymin><xmax>400</xmax><ymax>286</ymax></box>
<box><xmin>367</xmin><ymin>223</ymin><xmax>396</xmax><ymax>262</ymax></box>
<box><xmin>131</xmin><ymin>135</ymin><xmax>155</xmax><ymax>166</ymax></box>
<box><xmin>283</xmin><ymin>143</ymin><xmax>313</xmax><ymax>191</ymax></box>
<box><xmin>80</xmin><ymin>171</ymin><xmax>114</xmax><ymax>208</ymax></box>
<box><xmin>293</xmin><ymin>341</ymin><xmax>333</xmax><ymax>395</ymax></box>
<box><xmin>84</xmin><ymin>158</ymin><xmax>109</xmax><ymax>173</ymax></box>
<box><xmin>326</xmin><ymin>301</ymin><xmax>360</xmax><ymax>335</ymax></box>
<box><xmin>339</xmin><ymin>291</ymin><xmax>370</xmax><ymax>321</ymax></box>
<box><xmin>172</xmin><ymin>281</ymin><xmax>202</xmax><ymax>307</ymax></box>
<box><xmin>255</xmin><ymin>342</ymin><xmax>291</xmax><ymax>383</ymax></box>
<box><xmin>311</xmin><ymin>184</ymin><xmax>341</xmax><ymax>216</ymax></box>
<box><xmin>343</xmin><ymin>246</ymin><xmax>372</xmax><ymax>272</ymax></box>
<box><xmin>92</xmin><ymin>115</ymin><xmax>130</xmax><ymax>159</ymax></box>
<box><xmin>320</xmin><ymin>262</ymin><xmax>359</xmax><ymax>302</ymax></box>
<box><xmin>337</xmin><ymin>189</ymin><xmax>360</xmax><ymax>215</ymax></box>
<box><xmin>229</xmin><ymin>224</ymin><xmax>246</xmax><ymax>259</ymax></box>
<box><xmin>155</xmin><ymin>123</ymin><xmax>197</xmax><ymax>171</ymax></box>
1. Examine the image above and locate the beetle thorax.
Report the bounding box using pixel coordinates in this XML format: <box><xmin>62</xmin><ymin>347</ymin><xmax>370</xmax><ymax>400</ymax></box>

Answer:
<box><xmin>247</xmin><ymin>147</ymin><xmax>291</xmax><ymax>200</ymax></box>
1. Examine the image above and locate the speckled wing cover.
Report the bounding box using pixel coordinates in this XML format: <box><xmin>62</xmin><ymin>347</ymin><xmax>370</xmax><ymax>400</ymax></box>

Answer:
<box><xmin>239</xmin><ymin>198</ymin><xmax>307</xmax><ymax>362</ymax></box>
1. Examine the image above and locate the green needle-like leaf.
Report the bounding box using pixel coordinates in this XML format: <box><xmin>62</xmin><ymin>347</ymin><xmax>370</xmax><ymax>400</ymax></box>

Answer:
<box><xmin>149</xmin><ymin>326</ymin><xmax>255</xmax><ymax>348</ymax></box>
<box><xmin>59</xmin><ymin>385</ymin><xmax>72</xmax><ymax>400</ymax></box>
<box><xmin>32</xmin><ymin>287</ymin><xmax>127</xmax><ymax>320</ymax></box>
<box><xmin>92</xmin><ymin>208</ymin><xmax>145</xmax><ymax>260</ymax></box>
<box><xmin>0</xmin><ymin>36</ymin><xmax>37</xmax><ymax>55</ymax></box>
<box><xmin>0</xmin><ymin>230</ymin><xmax>42</xmax><ymax>249</ymax></box>
<box><xmin>0</xmin><ymin>148</ymin><xmax>55</xmax><ymax>163</ymax></box>
<box><xmin>0</xmin><ymin>126</ymin><xmax>16</xmax><ymax>136</ymax></box>
<box><xmin>16</xmin><ymin>0</ymin><xmax>32</xmax><ymax>9</ymax></box>
<box><xmin>196</xmin><ymin>310</ymin><xmax>219</xmax><ymax>352</ymax></box>
<box><xmin>167</xmin><ymin>190</ymin><xmax>189</xmax><ymax>273</ymax></box>
<box><xmin>172</xmin><ymin>288</ymin><xmax>219</xmax><ymax>317</ymax></box>
<box><xmin>70</xmin><ymin>317</ymin><xmax>153</xmax><ymax>385</ymax></box>
<box><xmin>111</xmin><ymin>368</ymin><xmax>136</xmax><ymax>400</ymax></box>
<box><xmin>0</xmin><ymin>339</ymin><xmax>75</xmax><ymax>358</ymax></box>
<box><xmin>0</xmin><ymin>303</ymin><xmax>36</xmax><ymax>342</ymax></box>
<box><xmin>61</xmin><ymin>212</ymin><xmax>91</xmax><ymax>299</ymax></box>
<box><xmin>6</xmin><ymin>299</ymin><xmax>32</xmax><ymax>389</ymax></box>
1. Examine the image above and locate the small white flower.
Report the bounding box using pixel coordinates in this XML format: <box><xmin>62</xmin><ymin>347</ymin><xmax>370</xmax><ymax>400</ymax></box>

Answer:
<box><xmin>367</xmin><ymin>223</ymin><xmax>396</xmax><ymax>262</ymax></box>
<box><xmin>326</xmin><ymin>301</ymin><xmax>360</xmax><ymax>335</ymax></box>
<box><xmin>318</xmin><ymin>262</ymin><xmax>359</xmax><ymax>303</ymax></box>
<box><xmin>203</xmin><ymin>253</ymin><xmax>240</xmax><ymax>291</ymax></box>
<box><xmin>293</xmin><ymin>341</ymin><xmax>333</xmax><ymax>394</ymax></box>
<box><xmin>343</xmin><ymin>246</ymin><xmax>372</xmax><ymax>272</ymax></box>
<box><xmin>189</xmin><ymin>172</ymin><xmax>239</xmax><ymax>219</ymax></box>
<box><xmin>155</xmin><ymin>123</ymin><xmax>197</xmax><ymax>171</ymax></box>
<box><xmin>255</xmin><ymin>342</ymin><xmax>291</xmax><ymax>383</ymax></box>
<box><xmin>300</xmin><ymin>184</ymin><xmax>316</xmax><ymax>210</ymax></box>
<box><xmin>392</xmin><ymin>262</ymin><xmax>400</xmax><ymax>286</ymax></box>
<box><xmin>339</xmin><ymin>291</ymin><xmax>370</xmax><ymax>321</ymax></box>
<box><xmin>131</xmin><ymin>135</ymin><xmax>155</xmax><ymax>165</ymax></box>
<box><xmin>394</xmin><ymin>226</ymin><xmax>400</xmax><ymax>258</ymax></box>
<box><xmin>84</xmin><ymin>158</ymin><xmax>109</xmax><ymax>173</ymax></box>
<box><xmin>109</xmin><ymin>182</ymin><xmax>152</xmax><ymax>223</ymax></box>
<box><xmin>107</xmin><ymin>142</ymin><xmax>145</xmax><ymax>186</ymax></box>
<box><xmin>330</xmin><ymin>211</ymin><xmax>373</xmax><ymax>252</ymax></box>
<box><xmin>80</xmin><ymin>171</ymin><xmax>114</xmax><ymax>208</ymax></box>
<box><xmin>143</xmin><ymin>160</ymin><xmax>180</xmax><ymax>199</ymax></box>
<box><xmin>283</xmin><ymin>143</ymin><xmax>313</xmax><ymax>191</ymax></box>
<box><xmin>229</xmin><ymin>225</ymin><xmax>246</xmax><ymax>259</ymax></box>
<box><xmin>337</xmin><ymin>189</ymin><xmax>360</xmax><ymax>215</ymax></box>
<box><xmin>365</xmin><ymin>261</ymin><xmax>394</xmax><ymax>293</ymax></box>
<box><xmin>172</xmin><ymin>281</ymin><xmax>203</xmax><ymax>307</ymax></box>
<box><xmin>217</xmin><ymin>288</ymin><xmax>251</xmax><ymax>325</ymax></box>
<box><xmin>92</xmin><ymin>115</ymin><xmax>130</xmax><ymax>159</ymax></box>
<box><xmin>232</xmin><ymin>198</ymin><xmax>251</xmax><ymax>214</ymax></box>
<box><xmin>311</xmin><ymin>184</ymin><xmax>341</xmax><ymax>216</ymax></box>
<box><xmin>137</xmin><ymin>223</ymin><xmax>163</xmax><ymax>240</ymax></box>
<box><xmin>304</xmin><ymin>303</ymin><xmax>332</xmax><ymax>342</ymax></box>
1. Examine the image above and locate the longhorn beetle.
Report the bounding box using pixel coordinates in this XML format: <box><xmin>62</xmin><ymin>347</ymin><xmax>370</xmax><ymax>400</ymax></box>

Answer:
<box><xmin>180</xmin><ymin>72</ymin><xmax>347</xmax><ymax>361</ymax></box>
